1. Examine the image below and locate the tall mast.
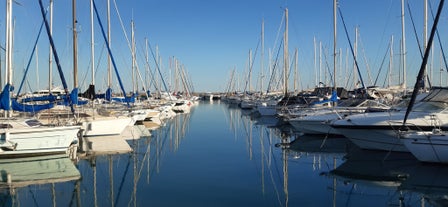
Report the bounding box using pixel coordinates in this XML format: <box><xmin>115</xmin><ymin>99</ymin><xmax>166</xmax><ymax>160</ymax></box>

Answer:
<box><xmin>294</xmin><ymin>48</ymin><xmax>298</xmax><ymax>93</ymax></box>
<box><xmin>145</xmin><ymin>38</ymin><xmax>149</xmax><ymax>92</ymax></box>
<box><xmin>283</xmin><ymin>8</ymin><xmax>288</xmax><ymax>96</ymax></box>
<box><xmin>248</xmin><ymin>49</ymin><xmax>252</xmax><ymax>93</ymax></box>
<box><xmin>107</xmin><ymin>0</ymin><xmax>111</xmax><ymax>89</ymax></box>
<box><xmin>5</xmin><ymin>0</ymin><xmax>12</xmax><ymax>86</ymax></box>
<box><xmin>333</xmin><ymin>0</ymin><xmax>337</xmax><ymax>90</ymax></box>
<box><xmin>389</xmin><ymin>36</ymin><xmax>394</xmax><ymax>88</ymax></box>
<box><xmin>73</xmin><ymin>0</ymin><xmax>78</xmax><ymax>89</ymax></box>
<box><xmin>49</xmin><ymin>0</ymin><xmax>53</xmax><ymax>92</ymax></box>
<box><xmin>354</xmin><ymin>26</ymin><xmax>358</xmax><ymax>88</ymax></box>
<box><xmin>131</xmin><ymin>20</ymin><xmax>136</xmax><ymax>94</ymax></box>
<box><xmin>401</xmin><ymin>0</ymin><xmax>406</xmax><ymax>89</ymax></box>
<box><xmin>314</xmin><ymin>37</ymin><xmax>317</xmax><ymax>87</ymax></box>
<box><xmin>260</xmin><ymin>19</ymin><xmax>264</xmax><ymax>95</ymax></box>
<box><xmin>90</xmin><ymin>0</ymin><xmax>95</xmax><ymax>85</ymax></box>
<box><xmin>5</xmin><ymin>0</ymin><xmax>12</xmax><ymax>117</ymax></box>
<box><xmin>423</xmin><ymin>0</ymin><xmax>428</xmax><ymax>88</ymax></box>
<box><xmin>319</xmin><ymin>41</ymin><xmax>322</xmax><ymax>86</ymax></box>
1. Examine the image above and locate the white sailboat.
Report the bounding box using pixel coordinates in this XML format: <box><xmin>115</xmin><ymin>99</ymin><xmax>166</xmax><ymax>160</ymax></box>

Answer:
<box><xmin>0</xmin><ymin>0</ymin><xmax>83</xmax><ymax>158</ymax></box>
<box><xmin>332</xmin><ymin>0</ymin><xmax>445</xmax><ymax>152</ymax></box>
<box><xmin>401</xmin><ymin>128</ymin><xmax>448</xmax><ymax>163</ymax></box>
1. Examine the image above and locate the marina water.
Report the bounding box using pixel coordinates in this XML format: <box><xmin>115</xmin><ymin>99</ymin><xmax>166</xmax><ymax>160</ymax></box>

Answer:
<box><xmin>1</xmin><ymin>101</ymin><xmax>445</xmax><ymax>207</ymax></box>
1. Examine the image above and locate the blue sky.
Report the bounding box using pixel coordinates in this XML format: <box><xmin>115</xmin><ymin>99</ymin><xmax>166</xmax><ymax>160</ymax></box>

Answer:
<box><xmin>1</xmin><ymin>0</ymin><xmax>446</xmax><ymax>93</ymax></box>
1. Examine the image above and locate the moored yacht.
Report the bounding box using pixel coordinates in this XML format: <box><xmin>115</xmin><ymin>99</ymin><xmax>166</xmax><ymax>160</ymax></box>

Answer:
<box><xmin>331</xmin><ymin>87</ymin><xmax>444</xmax><ymax>152</ymax></box>
<box><xmin>288</xmin><ymin>99</ymin><xmax>390</xmax><ymax>135</ymax></box>
<box><xmin>0</xmin><ymin>118</ymin><xmax>81</xmax><ymax>157</ymax></box>
<box><xmin>401</xmin><ymin>128</ymin><xmax>448</xmax><ymax>163</ymax></box>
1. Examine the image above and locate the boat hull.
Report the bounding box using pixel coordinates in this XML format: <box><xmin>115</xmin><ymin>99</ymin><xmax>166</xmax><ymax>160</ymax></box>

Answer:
<box><xmin>332</xmin><ymin>126</ymin><xmax>408</xmax><ymax>152</ymax></box>
<box><xmin>0</xmin><ymin>126</ymin><xmax>81</xmax><ymax>157</ymax></box>
<box><xmin>402</xmin><ymin>131</ymin><xmax>448</xmax><ymax>163</ymax></box>
<box><xmin>82</xmin><ymin>117</ymin><xmax>133</xmax><ymax>137</ymax></box>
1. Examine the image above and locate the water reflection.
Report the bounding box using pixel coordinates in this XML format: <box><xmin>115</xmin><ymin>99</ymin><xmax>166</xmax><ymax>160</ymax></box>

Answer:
<box><xmin>236</xmin><ymin>103</ymin><xmax>448</xmax><ymax>207</ymax></box>
<box><xmin>231</xmin><ymin>106</ymin><xmax>296</xmax><ymax>207</ymax></box>
<box><xmin>0</xmin><ymin>154</ymin><xmax>81</xmax><ymax>206</ymax></box>
<box><xmin>74</xmin><ymin>109</ymin><xmax>194</xmax><ymax>207</ymax></box>
<box><xmin>324</xmin><ymin>148</ymin><xmax>448</xmax><ymax>206</ymax></box>
<box><xmin>8</xmin><ymin>102</ymin><xmax>448</xmax><ymax>206</ymax></box>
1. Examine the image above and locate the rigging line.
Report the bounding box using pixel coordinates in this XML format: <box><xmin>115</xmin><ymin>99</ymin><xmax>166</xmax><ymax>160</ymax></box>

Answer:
<box><xmin>272</xmin><ymin>11</ymin><xmax>286</xmax><ymax>64</ymax></box>
<box><xmin>92</xmin><ymin>0</ymin><xmax>130</xmax><ymax>106</ymax></box>
<box><xmin>407</xmin><ymin>0</ymin><xmax>432</xmax><ymax>88</ymax></box>
<box><xmin>38</xmin><ymin>0</ymin><xmax>76</xmax><ymax>116</ymax></box>
<box><xmin>402</xmin><ymin>0</ymin><xmax>444</xmax><ymax>126</ymax></box>
<box><xmin>407</xmin><ymin>2</ymin><xmax>424</xmax><ymax>59</ymax></box>
<box><xmin>322</xmin><ymin>46</ymin><xmax>334</xmax><ymax>85</ymax></box>
<box><xmin>338</xmin><ymin>6</ymin><xmax>366</xmax><ymax>90</ymax></box>
<box><xmin>267</xmin><ymin>39</ymin><xmax>283</xmax><ymax>94</ymax></box>
<box><xmin>146</xmin><ymin>39</ymin><xmax>171</xmax><ymax>98</ymax></box>
<box><xmin>114</xmin><ymin>153</ymin><xmax>132</xmax><ymax>205</ymax></box>
<box><xmin>137</xmin><ymin>38</ymin><xmax>161</xmax><ymax>93</ymax></box>
<box><xmin>15</xmin><ymin>15</ymin><xmax>45</xmax><ymax>97</ymax></box>
<box><xmin>359</xmin><ymin>36</ymin><xmax>374</xmax><ymax>86</ymax></box>
<box><xmin>428</xmin><ymin>0</ymin><xmax>448</xmax><ymax>73</ymax></box>
<box><xmin>373</xmin><ymin>40</ymin><xmax>391</xmax><ymax>87</ymax></box>
<box><xmin>244</xmin><ymin>39</ymin><xmax>261</xmax><ymax>93</ymax></box>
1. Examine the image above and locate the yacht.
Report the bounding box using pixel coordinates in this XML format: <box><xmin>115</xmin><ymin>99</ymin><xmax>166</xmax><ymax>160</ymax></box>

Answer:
<box><xmin>331</xmin><ymin>87</ymin><xmax>444</xmax><ymax>152</ymax></box>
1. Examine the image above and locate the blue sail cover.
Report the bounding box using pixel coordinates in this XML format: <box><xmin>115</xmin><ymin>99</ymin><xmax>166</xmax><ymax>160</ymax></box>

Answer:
<box><xmin>112</xmin><ymin>93</ymin><xmax>135</xmax><ymax>103</ymax></box>
<box><xmin>12</xmin><ymin>98</ymin><xmax>54</xmax><ymax>112</ymax></box>
<box><xmin>310</xmin><ymin>90</ymin><xmax>339</xmax><ymax>106</ymax></box>
<box><xmin>95</xmin><ymin>87</ymin><xmax>112</xmax><ymax>101</ymax></box>
<box><xmin>58</xmin><ymin>88</ymin><xmax>88</xmax><ymax>106</ymax></box>
<box><xmin>0</xmin><ymin>84</ymin><xmax>12</xmax><ymax>110</ymax></box>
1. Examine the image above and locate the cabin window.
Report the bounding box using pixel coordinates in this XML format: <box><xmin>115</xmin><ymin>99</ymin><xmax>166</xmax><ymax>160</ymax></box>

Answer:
<box><xmin>0</xmin><ymin>124</ymin><xmax>12</xmax><ymax>129</ymax></box>
<box><xmin>413</xmin><ymin>101</ymin><xmax>447</xmax><ymax>112</ymax></box>
<box><xmin>25</xmin><ymin>119</ymin><xmax>42</xmax><ymax>127</ymax></box>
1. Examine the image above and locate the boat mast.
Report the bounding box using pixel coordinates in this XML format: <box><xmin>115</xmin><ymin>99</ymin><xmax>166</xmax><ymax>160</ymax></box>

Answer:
<box><xmin>294</xmin><ymin>48</ymin><xmax>298</xmax><ymax>93</ymax></box>
<box><xmin>260</xmin><ymin>19</ymin><xmax>264</xmax><ymax>95</ymax></box>
<box><xmin>333</xmin><ymin>0</ymin><xmax>337</xmax><ymax>91</ymax></box>
<box><xmin>423</xmin><ymin>0</ymin><xmax>428</xmax><ymax>88</ymax></box>
<box><xmin>73</xmin><ymin>0</ymin><xmax>78</xmax><ymax>90</ymax></box>
<box><xmin>107</xmin><ymin>0</ymin><xmax>112</xmax><ymax>92</ymax></box>
<box><xmin>354</xmin><ymin>26</ymin><xmax>358</xmax><ymax>88</ymax></box>
<box><xmin>314</xmin><ymin>37</ymin><xmax>317</xmax><ymax>87</ymax></box>
<box><xmin>5</xmin><ymin>0</ymin><xmax>12</xmax><ymax>117</ymax></box>
<box><xmin>389</xmin><ymin>36</ymin><xmax>394</xmax><ymax>88</ymax></box>
<box><xmin>283</xmin><ymin>8</ymin><xmax>288</xmax><ymax>97</ymax></box>
<box><xmin>401</xmin><ymin>0</ymin><xmax>407</xmax><ymax>90</ymax></box>
<box><xmin>5</xmin><ymin>0</ymin><xmax>12</xmax><ymax>87</ymax></box>
<box><xmin>131</xmin><ymin>20</ymin><xmax>136</xmax><ymax>94</ymax></box>
<box><xmin>49</xmin><ymin>0</ymin><xmax>53</xmax><ymax>92</ymax></box>
<box><xmin>90</xmin><ymin>0</ymin><xmax>95</xmax><ymax>86</ymax></box>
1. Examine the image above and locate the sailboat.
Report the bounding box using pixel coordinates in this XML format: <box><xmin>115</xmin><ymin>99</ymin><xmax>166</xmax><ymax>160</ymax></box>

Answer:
<box><xmin>0</xmin><ymin>0</ymin><xmax>83</xmax><ymax>158</ymax></box>
<box><xmin>331</xmin><ymin>0</ymin><xmax>445</xmax><ymax>152</ymax></box>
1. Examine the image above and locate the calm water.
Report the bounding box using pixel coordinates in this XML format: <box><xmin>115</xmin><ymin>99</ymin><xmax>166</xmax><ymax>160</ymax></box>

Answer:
<box><xmin>1</xmin><ymin>101</ymin><xmax>447</xmax><ymax>207</ymax></box>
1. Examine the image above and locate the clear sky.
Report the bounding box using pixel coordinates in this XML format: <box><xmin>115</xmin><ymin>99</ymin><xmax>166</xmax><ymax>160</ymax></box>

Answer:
<box><xmin>1</xmin><ymin>0</ymin><xmax>446</xmax><ymax>94</ymax></box>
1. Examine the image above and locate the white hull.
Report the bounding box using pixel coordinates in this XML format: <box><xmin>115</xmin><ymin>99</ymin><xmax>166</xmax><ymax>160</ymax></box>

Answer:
<box><xmin>256</xmin><ymin>105</ymin><xmax>277</xmax><ymax>116</ymax></box>
<box><xmin>334</xmin><ymin>127</ymin><xmax>408</xmax><ymax>152</ymax></box>
<box><xmin>0</xmin><ymin>125</ymin><xmax>81</xmax><ymax>157</ymax></box>
<box><xmin>330</xmin><ymin>89</ymin><xmax>447</xmax><ymax>152</ymax></box>
<box><xmin>172</xmin><ymin>101</ymin><xmax>191</xmax><ymax>113</ymax></box>
<box><xmin>82</xmin><ymin>117</ymin><xmax>133</xmax><ymax>137</ymax></box>
<box><xmin>331</xmin><ymin>110</ymin><xmax>446</xmax><ymax>152</ymax></box>
<box><xmin>402</xmin><ymin>131</ymin><xmax>448</xmax><ymax>163</ymax></box>
<box><xmin>289</xmin><ymin>119</ymin><xmax>336</xmax><ymax>135</ymax></box>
